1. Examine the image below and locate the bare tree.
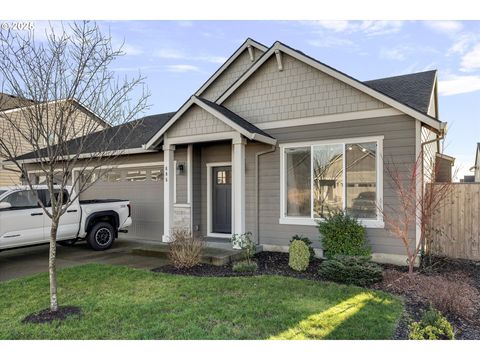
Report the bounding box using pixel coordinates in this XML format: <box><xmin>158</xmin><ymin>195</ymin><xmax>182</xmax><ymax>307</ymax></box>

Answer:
<box><xmin>380</xmin><ymin>150</ymin><xmax>453</xmax><ymax>275</ymax></box>
<box><xmin>0</xmin><ymin>21</ymin><xmax>149</xmax><ymax>312</ymax></box>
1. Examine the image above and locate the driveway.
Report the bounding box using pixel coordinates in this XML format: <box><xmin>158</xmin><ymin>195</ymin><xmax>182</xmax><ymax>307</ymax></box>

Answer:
<box><xmin>0</xmin><ymin>238</ymin><xmax>169</xmax><ymax>281</ymax></box>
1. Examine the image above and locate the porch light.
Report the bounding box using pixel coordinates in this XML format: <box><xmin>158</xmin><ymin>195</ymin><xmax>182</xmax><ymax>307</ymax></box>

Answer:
<box><xmin>176</xmin><ymin>163</ymin><xmax>185</xmax><ymax>175</ymax></box>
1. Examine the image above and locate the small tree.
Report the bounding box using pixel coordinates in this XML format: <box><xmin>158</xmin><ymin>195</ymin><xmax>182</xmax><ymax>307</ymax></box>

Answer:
<box><xmin>0</xmin><ymin>21</ymin><xmax>149</xmax><ymax>312</ymax></box>
<box><xmin>380</xmin><ymin>150</ymin><xmax>453</xmax><ymax>275</ymax></box>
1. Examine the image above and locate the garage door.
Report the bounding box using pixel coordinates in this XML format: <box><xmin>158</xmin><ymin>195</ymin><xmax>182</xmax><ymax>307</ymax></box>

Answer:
<box><xmin>80</xmin><ymin>165</ymin><xmax>164</xmax><ymax>241</ymax></box>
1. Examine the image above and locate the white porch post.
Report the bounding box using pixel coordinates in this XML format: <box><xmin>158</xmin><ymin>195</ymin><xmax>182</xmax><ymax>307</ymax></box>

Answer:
<box><xmin>162</xmin><ymin>144</ymin><xmax>175</xmax><ymax>242</ymax></box>
<box><xmin>232</xmin><ymin>136</ymin><xmax>246</xmax><ymax>239</ymax></box>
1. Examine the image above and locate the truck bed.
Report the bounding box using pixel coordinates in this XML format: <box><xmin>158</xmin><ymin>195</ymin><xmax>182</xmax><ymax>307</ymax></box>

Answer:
<box><xmin>79</xmin><ymin>199</ymin><xmax>128</xmax><ymax>204</ymax></box>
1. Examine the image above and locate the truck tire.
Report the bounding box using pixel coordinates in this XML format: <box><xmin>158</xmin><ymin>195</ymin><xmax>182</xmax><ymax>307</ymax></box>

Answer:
<box><xmin>87</xmin><ymin>222</ymin><xmax>115</xmax><ymax>251</ymax></box>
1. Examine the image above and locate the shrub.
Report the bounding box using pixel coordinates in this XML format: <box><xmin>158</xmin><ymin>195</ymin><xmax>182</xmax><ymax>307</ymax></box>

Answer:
<box><xmin>231</xmin><ymin>232</ymin><xmax>256</xmax><ymax>263</ymax></box>
<box><xmin>232</xmin><ymin>260</ymin><xmax>258</xmax><ymax>273</ymax></box>
<box><xmin>168</xmin><ymin>229</ymin><xmax>204</xmax><ymax>269</ymax></box>
<box><xmin>381</xmin><ymin>270</ymin><xmax>479</xmax><ymax>320</ymax></box>
<box><xmin>319</xmin><ymin>255</ymin><xmax>383</xmax><ymax>286</ymax></box>
<box><xmin>290</xmin><ymin>234</ymin><xmax>315</xmax><ymax>260</ymax></box>
<box><xmin>289</xmin><ymin>240</ymin><xmax>310</xmax><ymax>272</ymax></box>
<box><xmin>408</xmin><ymin>308</ymin><xmax>455</xmax><ymax>340</ymax></box>
<box><xmin>317</xmin><ymin>211</ymin><xmax>370</xmax><ymax>259</ymax></box>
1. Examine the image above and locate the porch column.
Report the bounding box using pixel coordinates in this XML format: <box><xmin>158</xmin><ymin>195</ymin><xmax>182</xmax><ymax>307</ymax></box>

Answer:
<box><xmin>162</xmin><ymin>144</ymin><xmax>175</xmax><ymax>242</ymax></box>
<box><xmin>232</xmin><ymin>136</ymin><xmax>246</xmax><ymax>237</ymax></box>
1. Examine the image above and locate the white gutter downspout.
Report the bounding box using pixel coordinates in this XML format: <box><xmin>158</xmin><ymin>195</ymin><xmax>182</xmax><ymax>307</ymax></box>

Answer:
<box><xmin>254</xmin><ymin>145</ymin><xmax>276</xmax><ymax>245</ymax></box>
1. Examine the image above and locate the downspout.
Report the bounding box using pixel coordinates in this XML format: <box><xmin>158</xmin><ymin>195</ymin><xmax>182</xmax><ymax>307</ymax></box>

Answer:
<box><xmin>254</xmin><ymin>145</ymin><xmax>276</xmax><ymax>245</ymax></box>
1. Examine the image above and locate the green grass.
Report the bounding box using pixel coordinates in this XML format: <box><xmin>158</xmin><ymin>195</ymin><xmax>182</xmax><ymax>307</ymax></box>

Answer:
<box><xmin>0</xmin><ymin>264</ymin><xmax>403</xmax><ymax>339</ymax></box>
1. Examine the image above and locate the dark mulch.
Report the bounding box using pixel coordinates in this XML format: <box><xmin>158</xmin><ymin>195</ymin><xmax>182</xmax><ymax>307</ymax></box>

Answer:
<box><xmin>22</xmin><ymin>306</ymin><xmax>82</xmax><ymax>324</ymax></box>
<box><xmin>373</xmin><ymin>256</ymin><xmax>480</xmax><ymax>340</ymax></box>
<box><xmin>153</xmin><ymin>251</ymin><xmax>323</xmax><ymax>280</ymax></box>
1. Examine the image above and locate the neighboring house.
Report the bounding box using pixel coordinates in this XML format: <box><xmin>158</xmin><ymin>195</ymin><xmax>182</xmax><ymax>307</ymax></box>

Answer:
<box><xmin>18</xmin><ymin>38</ymin><xmax>450</xmax><ymax>265</ymax></box>
<box><xmin>0</xmin><ymin>95</ymin><xmax>108</xmax><ymax>186</ymax></box>
<box><xmin>460</xmin><ymin>175</ymin><xmax>475</xmax><ymax>183</ymax></box>
<box><xmin>472</xmin><ymin>143</ymin><xmax>480</xmax><ymax>182</ymax></box>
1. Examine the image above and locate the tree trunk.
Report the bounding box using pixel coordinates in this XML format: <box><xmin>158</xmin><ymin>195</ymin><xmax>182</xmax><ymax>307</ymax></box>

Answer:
<box><xmin>49</xmin><ymin>220</ymin><xmax>59</xmax><ymax>312</ymax></box>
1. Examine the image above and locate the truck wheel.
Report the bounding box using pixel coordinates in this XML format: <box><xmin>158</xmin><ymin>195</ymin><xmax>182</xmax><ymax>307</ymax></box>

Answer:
<box><xmin>87</xmin><ymin>222</ymin><xmax>115</xmax><ymax>251</ymax></box>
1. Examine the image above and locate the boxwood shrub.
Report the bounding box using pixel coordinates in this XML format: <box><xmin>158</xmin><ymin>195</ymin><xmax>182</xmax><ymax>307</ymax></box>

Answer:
<box><xmin>318</xmin><ymin>255</ymin><xmax>383</xmax><ymax>286</ymax></box>
<box><xmin>317</xmin><ymin>211</ymin><xmax>370</xmax><ymax>259</ymax></box>
<box><xmin>289</xmin><ymin>234</ymin><xmax>315</xmax><ymax>260</ymax></box>
<box><xmin>289</xmin><ymin>240</ymin><xmax>310</xmax><ymax>272</ymax></box>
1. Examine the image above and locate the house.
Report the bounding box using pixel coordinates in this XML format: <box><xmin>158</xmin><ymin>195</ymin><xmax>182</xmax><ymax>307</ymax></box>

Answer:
<box><xmin>0</xmin><ymin>94</ymin><xmax>108</xmax><ymax>186</ymax></box>
<box><xmin>471</xmin><ymin>143</ymin><xmax>480</xmax><ymax>182</ymax></box>
<box><xmin>17</xmin><ymin>38</ymin><xmax>448</xmax><ymax>265</ymax></box>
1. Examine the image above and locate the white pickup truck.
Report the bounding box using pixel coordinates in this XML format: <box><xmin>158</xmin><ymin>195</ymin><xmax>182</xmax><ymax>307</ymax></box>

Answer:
<box><xmin>0</xmin><ymin>185</ymin><xmax>132</xmax><ymax>251</ymax></box>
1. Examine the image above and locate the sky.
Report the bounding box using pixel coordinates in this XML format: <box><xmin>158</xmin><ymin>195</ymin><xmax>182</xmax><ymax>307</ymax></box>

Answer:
<box><xmin>23</xmin><ymin>20</ymin><xmax>480</xmax><ymax>178</ymax></box>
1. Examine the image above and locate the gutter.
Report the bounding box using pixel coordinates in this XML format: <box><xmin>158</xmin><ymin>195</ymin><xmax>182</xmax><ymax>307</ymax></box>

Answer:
<box><xmin>254</xmin><ymin>145</ymin><xmax>277</xmax><ymax>245</ymax></box>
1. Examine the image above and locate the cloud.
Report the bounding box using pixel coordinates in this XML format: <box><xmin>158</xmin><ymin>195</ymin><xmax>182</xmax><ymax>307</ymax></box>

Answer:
<box><xmin>307</xmin><ymin>37</ymin><xmax>354</xmax><ymax>48</ymax></box>
<box><xmin>380</xmin><ymin>46</ymin><xmax>409</xmax><ymax>61</ymax></box>
<box><xmin>438</xmin><ymin>74</ymin><xmax>480</xmax><ymax>96</ymax></box>
<box><xmin>166</xmin><ymin>64</ymin><xmax>200</xmax><ymax>73</ymax></box>
<box><xmin>304</xmin><ymin>20</ymin><xmax>403</xmax><ymax>36</ymax></box>
<box><xmin>448</xmin><ymin>33</ymin><xmax>478</xmax><ymax>55</ymax></box>
<box><xmin>424</xmin><ymin>21</ymin><xmax>463</xmax><ymax>35</ymax></box>
<box><xmin>121</xmin><ymin>43</ymin><xmax>143</xmax><ymax>56</ymax></box>
<box><xmin>154</xmin><ymin>48</ymin><xmax>227</xmax><ymax>64</ymax></box>
<box><xmin>460</xmin><ymin>44</ymin><xmax>480</xmax><ymax>71</ymax></box>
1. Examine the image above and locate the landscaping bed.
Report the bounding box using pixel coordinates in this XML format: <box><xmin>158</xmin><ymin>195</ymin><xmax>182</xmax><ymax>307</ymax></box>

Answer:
<box><xmin>153</xmin><ymin>251</ymin><xmax>323</xmax><ymax>280</ymax></box>
<box><xmin>372</xmin><ymin>257</ymin><xmax>480</xmax><ymax>340</ymax></box>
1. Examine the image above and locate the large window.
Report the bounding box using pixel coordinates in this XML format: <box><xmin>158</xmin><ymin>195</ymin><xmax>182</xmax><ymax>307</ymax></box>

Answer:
<box><xmin>281</xmin><ymin>137</ymin><xmax>383</xmax><ymax>227</ymax></box>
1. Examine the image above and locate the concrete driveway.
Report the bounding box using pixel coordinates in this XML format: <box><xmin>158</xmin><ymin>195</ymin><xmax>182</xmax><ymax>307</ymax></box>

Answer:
<box><xmin>0</xmin><ymin>238</ymin><xmax>169</xmax><ymax>282</ymax></box>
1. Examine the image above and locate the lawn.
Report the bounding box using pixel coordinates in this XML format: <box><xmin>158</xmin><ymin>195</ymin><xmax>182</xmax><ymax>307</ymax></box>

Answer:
<box><xmin>0</xmin><ymin>264</ymin><xmax>403</xmax><ymax>339</ymax></box>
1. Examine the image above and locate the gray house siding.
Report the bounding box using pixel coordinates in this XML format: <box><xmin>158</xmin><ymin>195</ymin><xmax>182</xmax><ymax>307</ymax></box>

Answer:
<box><xmin>168</xmin><ymin>105</ymin><xmax>232</xmax><ymax>138</ymax></box>
<box><xmin>201</xmin><ymin>47</ymin><xmax>264</xmax><ymax>102</ymax></box>
<box><xmin>222</xmin><ymin>54</ymin><xmax>388</xmax><ymax>125</ymax></box>
<box><xmin>173</xmin><ymin>146</ymin><xmax>188</xmax><ymax>204</ymax></box>
<box><xmin>255</xmin><ymin>114</ymin><xmax>417</xmax><ymax>256</ymax></box>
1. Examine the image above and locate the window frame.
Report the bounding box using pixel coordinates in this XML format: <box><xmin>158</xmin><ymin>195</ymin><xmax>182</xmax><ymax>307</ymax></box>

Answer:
<box><xmin>279</xmin><ymin>135</ymin><xmax>384</xmax><ymax>228</ymax></box>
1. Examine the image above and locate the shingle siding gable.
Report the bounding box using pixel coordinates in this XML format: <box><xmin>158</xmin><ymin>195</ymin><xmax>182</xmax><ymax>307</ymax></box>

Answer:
<box><xmin>222</xmin><ymin>54</ymin><xmax>389</xmax><ymax>124</ymax></box>
<box><xmin>167</xmin><ymin>104</ymin><xmax>233</xmax><ymax>138</ymax></box>
<box><xmin>201</xmin><ymin>48</ymin><xmax>263</xmax><ymax>101</ymax></box>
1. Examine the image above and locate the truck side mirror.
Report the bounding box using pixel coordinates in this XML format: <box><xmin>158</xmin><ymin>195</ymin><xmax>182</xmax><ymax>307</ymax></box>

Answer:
<box><xmin>0</xmin><ymin>202</ymin><xmax>12</xmax><ymax>210</ymax></box>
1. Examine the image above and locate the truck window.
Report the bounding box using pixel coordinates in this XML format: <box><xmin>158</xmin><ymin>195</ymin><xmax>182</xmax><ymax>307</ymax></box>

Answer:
<box><xmin>2</xmin><ymin>190</ymin><xmax>40</xmax><ymax>209</ymax></box>
<box><xmin>44</xmin><ymin>189</ymin><xmax>70</xmax><ymax>206</ymax></box>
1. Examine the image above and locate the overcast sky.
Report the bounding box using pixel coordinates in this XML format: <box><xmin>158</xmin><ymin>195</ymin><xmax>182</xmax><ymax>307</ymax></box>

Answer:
<box><xmin>30</xmin><ymin>20</ymin><xmax>480</xmax><ymax>178</ymax></box>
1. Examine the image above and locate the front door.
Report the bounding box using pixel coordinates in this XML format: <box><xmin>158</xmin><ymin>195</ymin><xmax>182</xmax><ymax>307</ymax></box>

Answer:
<box><xmin>212</xmin><ymin>166</ymin><xmax>232</xmax><ymax>234</ymax></box>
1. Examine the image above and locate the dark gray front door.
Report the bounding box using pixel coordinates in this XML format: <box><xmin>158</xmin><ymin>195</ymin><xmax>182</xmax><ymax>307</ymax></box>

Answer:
<box><xmin>212</xmin><ymin>166</ymin><xmax>232</xmax><ymax>234</ymax></box>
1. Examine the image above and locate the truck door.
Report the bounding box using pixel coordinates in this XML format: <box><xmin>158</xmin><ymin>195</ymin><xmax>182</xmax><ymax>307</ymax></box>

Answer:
<box><xmin>0</xmin><ymin>190</ymin><xmax>46</xmax><ymax>248</ymax></box>
<box><xmin>43</xmin><ymin>189</ymin><xmax>80</xmax><ymax>241</ymax></box>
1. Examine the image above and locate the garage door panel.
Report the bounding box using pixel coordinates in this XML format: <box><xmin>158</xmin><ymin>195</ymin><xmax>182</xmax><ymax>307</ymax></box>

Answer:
<box><xmin>80</xmin><ymin>166</ymin><xmax>164</xmax><ymax>241</ymax></box>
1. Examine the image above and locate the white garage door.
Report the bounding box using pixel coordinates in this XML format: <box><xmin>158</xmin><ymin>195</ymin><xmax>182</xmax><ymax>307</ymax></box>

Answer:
<box><xmin>80</xmin><ymin>165</ymin><xmax>164</xmax><ymax>241</ymax></box>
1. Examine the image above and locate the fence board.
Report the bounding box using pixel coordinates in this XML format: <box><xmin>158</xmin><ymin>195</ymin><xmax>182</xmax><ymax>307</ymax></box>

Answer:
<box><xmin>431</xmin><ymin>183</ymin><xmax>480</xmax><ymax>261</ymax></box>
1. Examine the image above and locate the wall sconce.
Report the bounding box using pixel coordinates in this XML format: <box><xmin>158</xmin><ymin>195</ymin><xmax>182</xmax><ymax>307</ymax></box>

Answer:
<box><xmin>176</xmin><ymin>162</ymin><xmax>185</xmax><ymax>175</ymax></box>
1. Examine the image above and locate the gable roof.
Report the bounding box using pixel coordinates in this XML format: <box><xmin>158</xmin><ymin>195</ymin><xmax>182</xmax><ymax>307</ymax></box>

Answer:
<box><xmin>15</xmin><ymin>112</ymin><xmax>175</xmax><ymax>162</ymax></box>
<box><xmin>0</xmin><ymin>93</ymin><xmax>35</xmax><ymax>111</ymax></box>
<box><xmin>364</xmin><ymin>70</ymin><xmax>437</xmax><ymax>115</ymax></box>
<box><xmin>216</xmin><ymin>41</ymin><xmax>444</xmax><ymax>131</ymax></box>
<box><xmin>145</xmin><ymin>96</ymin><xmax>276</xmax><ymax>149</ymax></box>
<box><xmin>194</xmin><ymin>38</ymin><xmax>268</xmax><ymax>97</ymax></box>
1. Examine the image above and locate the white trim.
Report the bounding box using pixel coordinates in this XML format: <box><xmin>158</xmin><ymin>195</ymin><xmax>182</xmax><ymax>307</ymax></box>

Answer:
<box><xmin>275</xmin><ymin>50</ymin><xmax>283</xmax><ymax>71</ymax></box>
<box><xmin>174</xmin><ymin>203</ymin><xmax>191</xmax><ymax>208</ymax></box>
<box><xmin>256</xmin><ymin>108</ymin><xmax>403</xmax><ymax>130</ymax></box>
<box><xmin>232</xmin><ymin>138</ymin><xmax>246</xmax><ymax>235</ymax></box>
<box><xmin>166</xmin><ymin>131</ymin><xmax>240</xmax><ymax>146</ymax></box>
<box><xmin>162</xmin><ymin>144</ymin><xmax>175</xmax><ymax>242</ymax></box>
<box><xmin>13</xmin><ymin>147</ymin><xmax>156</xmax><ymax>165</ymax></box>
<box><xmin>187</xmin><ymin>144</ymin><xmax>193</xmax><ymax>234</ymax></box>
<box><xmin>195</xmin><ymin>38</ymin><xmax>267</xmax><ymax>97</ymax></box>
<box><xmin>216</xmin><ymin>42</ymin><xmax>444</xmax><ymax>131</ymax></box>
<box><xmin>206</xmin><ymin>162</ymin><xmax>232</xmax><ymax>238</ymax></box>
<box><xmin>279</xmin><ymin>136</ymin><xmax>384</xmax><ymax>228</ymax></box>
<box><xmin>415</xmin><ymin>120</ymin><xmax>422</xmax><ymax>248</ymax></box>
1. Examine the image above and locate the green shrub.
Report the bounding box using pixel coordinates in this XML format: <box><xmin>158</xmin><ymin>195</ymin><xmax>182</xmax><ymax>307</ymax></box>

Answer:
<box><xmin>290</xmin><ymin>234</ymin><xmax>315</xmax><ymax>260</ymax></box>
<box><xmin>232</xmin><ymin>260</ymin><xmax>258</xmax><ymax>273</ymax></box>
<box><xmin>318</xmin><ymin>255</ymin><xmax>383</xmax><ymax>286</ymax></box>
<box><xmin>289</xmin><ymin>240</ymin><xmax>310</xmax><ymax>272</ymax></box>
<box><xmin>231</xmin><ymin>232</ymin><xmax>256</xmax><ymax>262</ymax></box>
<box><xmin>408</xmin><ymin>308</ymin><xmax>455</xmax><ymax>340</ymax></box>
<box><xmin>317</xmin><ymin>211</ymin><xmax>370</xmax><ymax>259</ymax></box>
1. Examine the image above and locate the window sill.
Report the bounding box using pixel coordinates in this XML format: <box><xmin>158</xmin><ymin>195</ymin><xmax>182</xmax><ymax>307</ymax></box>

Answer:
<box><xmin>279</xmin><ymin>217</ymin><xmax>385</xmax><ymax>229</ymax></box>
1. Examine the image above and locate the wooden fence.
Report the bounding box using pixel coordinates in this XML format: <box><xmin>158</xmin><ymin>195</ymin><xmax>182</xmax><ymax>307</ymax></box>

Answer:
<box><xmin>431</xmin><ymin>183</ymin><xmax>480</xmax><ymax>261</ymax></box>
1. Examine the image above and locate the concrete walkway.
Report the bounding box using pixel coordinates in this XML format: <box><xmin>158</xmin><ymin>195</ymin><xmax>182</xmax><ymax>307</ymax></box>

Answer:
<box><xmin>0</xmin><ymin>239</ymin><xmax>170</xmax><ymax>282</ymax></box>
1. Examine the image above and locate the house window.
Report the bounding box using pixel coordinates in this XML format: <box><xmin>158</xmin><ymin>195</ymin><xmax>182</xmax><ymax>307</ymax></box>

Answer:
<box><xmin>281</xmin><ymin>137</ymin><xmax>383</xmax><ymax>227</ymax></box>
